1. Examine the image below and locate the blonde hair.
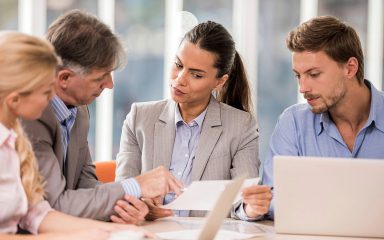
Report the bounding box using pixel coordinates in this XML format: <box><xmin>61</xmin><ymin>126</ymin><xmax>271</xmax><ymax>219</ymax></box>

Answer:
<box><xmin>0</xmin><ymin>31</ymin><xmax>59</xmax><ymax>205</ymax></box>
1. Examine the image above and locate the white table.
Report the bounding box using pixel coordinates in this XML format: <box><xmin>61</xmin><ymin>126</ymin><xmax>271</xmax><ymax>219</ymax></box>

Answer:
<box><xmin>142</xmin><ymin>217</ymin><xmax>383</xmax><ymax>240</ymax></box>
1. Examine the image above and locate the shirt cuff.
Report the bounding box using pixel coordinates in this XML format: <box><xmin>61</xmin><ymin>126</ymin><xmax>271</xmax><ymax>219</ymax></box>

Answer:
<box><xmin>121</xmin><ymin>178</ymin><xmax>141</xmax><ymax>198</ymax></box>
<box><xmin>235</xmin><ymin>201</ymin><xmax>263</xmax><ymax>222</ymax></box>
<box><xmin>267</xmin><ymin>199</ymin><xmax>275</xmax><ymax>220</ymax></box>
<box><xmin>19</xmin><ymin>200</ymin><xmax>53</xmax><ymax>234</ymax></box>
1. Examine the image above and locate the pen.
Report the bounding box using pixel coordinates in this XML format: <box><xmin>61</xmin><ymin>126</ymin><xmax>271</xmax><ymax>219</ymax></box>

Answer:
<box><xmin>168</xmin><ymin>188</ymin><xmax>187</xmax><ymax>196</ymax></box>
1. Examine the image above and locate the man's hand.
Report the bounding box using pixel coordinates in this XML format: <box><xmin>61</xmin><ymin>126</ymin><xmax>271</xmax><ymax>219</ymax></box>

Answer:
<box><xmin>135</xmin><ymin>166</ymin><xmax>183</xmax><ymax>199</ymax></box>
<box><xmin>242</xmin><ymin>185</ymin><xmax>272</xmax><ymax>218</ymax></box>
<box><xmin>142</xmin><ymin>197</ymin><xmax>174</xmax><ymax>221</ymax></box>
<box><xmin>110</xmin><ymin>195</ymin><xmax>149</xmax><ymax>225</ymax></box>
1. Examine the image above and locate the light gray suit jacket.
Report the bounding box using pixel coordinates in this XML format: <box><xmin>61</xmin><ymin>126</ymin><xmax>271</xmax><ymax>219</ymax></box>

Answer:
<box><xmin>22</xmin><ymin>104</ymin><xmax>125</xmax><ymax>221</ymax></box>
<box><xmin>116</xmin><ymin>96</ymin><xmax>260</xmax><ymax>217</ymax></box>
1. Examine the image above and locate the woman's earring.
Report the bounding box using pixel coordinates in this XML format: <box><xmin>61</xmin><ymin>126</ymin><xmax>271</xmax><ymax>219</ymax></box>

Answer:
<box><xmin>212</xmin><ymin>89</ymin><xmax>217</xmax><ymax>98</ymax></box>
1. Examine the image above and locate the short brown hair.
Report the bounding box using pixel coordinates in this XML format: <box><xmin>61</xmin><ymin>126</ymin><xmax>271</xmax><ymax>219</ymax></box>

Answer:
<box><xmin>46</xmin><ymin>9</ymin><xmax>126</xmax><ymax>73</ymax></box>
<box><xmin>286</xmin><ymin>16</ymin><xmax>364</xmax><ymax>83</ymax></box>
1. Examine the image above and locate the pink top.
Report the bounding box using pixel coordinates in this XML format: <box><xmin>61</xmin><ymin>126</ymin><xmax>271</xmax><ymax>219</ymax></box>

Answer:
<box><xmin>0</xmin><ymin>123</ymin><xmax>52</xmax><ymax>234</ymax></box>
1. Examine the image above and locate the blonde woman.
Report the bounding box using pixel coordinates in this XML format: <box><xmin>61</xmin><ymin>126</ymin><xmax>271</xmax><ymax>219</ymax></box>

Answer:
<box><xmin>0</xmin><ymin>32</ymin><xmax>150</xmax><ymax>239</ymax></box>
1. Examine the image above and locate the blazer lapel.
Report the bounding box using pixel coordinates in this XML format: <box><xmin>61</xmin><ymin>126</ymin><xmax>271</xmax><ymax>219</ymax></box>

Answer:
<box><xmin>65</xmin><ymin>110</ymin><xmax>80</xmax><ymax>189</ymax></box>
<box><xmin>153</xmin><ymin>100</ymin><xmax>176</xmax><ymax>170</ymax></box>
<box><xmin>41</xmin><ymin>105</ymin><xmax>65</xmax><ymax>174</ymax></box>
<box><xmin>192</xmin><ymin>97</ymin><xmax>222</xmax><ymax>181</ymax></box>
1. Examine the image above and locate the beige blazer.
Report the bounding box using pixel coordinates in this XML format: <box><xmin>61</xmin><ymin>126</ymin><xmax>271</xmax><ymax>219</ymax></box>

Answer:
<box><xmin>116</xmin><ymin>96</ymin><xmax>260</xmax><ymax>216</ymax></box>
<box><xmin>22</xmin><ymin>104</ymin><xmax>125</xmax><ymax>221</ymax></box>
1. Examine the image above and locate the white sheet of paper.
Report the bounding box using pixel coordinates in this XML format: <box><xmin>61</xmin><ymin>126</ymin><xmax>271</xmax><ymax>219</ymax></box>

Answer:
<box><xmin>156</xmin><ymin>229</ymin><xmax>257</xmax><ymax>240</ymax></box>
<box><xmin>161</xmin><ymin>178</ymin><xmax>259</xmax><ymax>210</ymax></box>
<box><xmin>233</xmin><ymin>177</ymin><xmax>260</xmax><ymax>203</ymax></box>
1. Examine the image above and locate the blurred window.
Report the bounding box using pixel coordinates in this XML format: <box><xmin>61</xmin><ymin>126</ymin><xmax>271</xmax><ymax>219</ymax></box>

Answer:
<box><xmin>113</xmin><ymin>0</ymin><xmax>166</xmax><ymax>156</ymax></box>
<box><xmin>0</xmin><ymin>0</ymin><xmax>18</xmax><ymax>30</ymax></box>
<box><xmin>257</xmin><ymin>0</ymin><xmax>300</xmax><ymax>161</ymax></box>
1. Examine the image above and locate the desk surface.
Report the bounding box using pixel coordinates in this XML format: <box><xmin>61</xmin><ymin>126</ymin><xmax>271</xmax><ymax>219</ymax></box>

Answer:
<box><xmin>142</xmin><ymin>217</ymin><xmax>383</xmax><ymax>240</ymax></box>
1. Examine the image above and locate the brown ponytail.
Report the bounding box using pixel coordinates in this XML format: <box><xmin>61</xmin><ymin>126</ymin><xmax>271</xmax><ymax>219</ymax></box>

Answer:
<box><xmin>217</xmin><ymin>51</ymin><xmax>252</xmax><ymax>113</ymax></box>
<box><xmin>183</xmin><ymin>21</ymin><xmax>253</xmax><ymax>113</ymax></box>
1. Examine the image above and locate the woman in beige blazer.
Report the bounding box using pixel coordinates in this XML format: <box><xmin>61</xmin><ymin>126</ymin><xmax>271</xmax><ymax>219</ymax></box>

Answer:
<box><xmin>116</xmin><ymin>21</ymin><xmax>272</xmax><ymax>221</ymax></box>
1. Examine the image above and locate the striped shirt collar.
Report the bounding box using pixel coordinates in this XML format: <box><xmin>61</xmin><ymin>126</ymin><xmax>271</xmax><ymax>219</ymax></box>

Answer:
<box><xmin>317</xmin><ymin>79</ymin><xmax>384</xmax><ymax>135</ymax></box>
<box><xmin>174</xmin><ymin>104</ymin><xmax>207</xmax><ymax>127</ymax></box>
<box><xmin>51</xmin><ymin>95</ymin><xmax>77</xmax><ymax>123</ymax></box>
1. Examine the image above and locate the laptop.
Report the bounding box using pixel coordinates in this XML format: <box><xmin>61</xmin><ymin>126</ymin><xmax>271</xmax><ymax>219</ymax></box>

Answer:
<box><xmin>274</xmin><ymin>156</ymin><xmax>384</xmax><ymax>238</ymax></box>
<box><xmin>157</xmin><ymin>175</ymin><xmax>265</xmax><ymax>240</ymax></box>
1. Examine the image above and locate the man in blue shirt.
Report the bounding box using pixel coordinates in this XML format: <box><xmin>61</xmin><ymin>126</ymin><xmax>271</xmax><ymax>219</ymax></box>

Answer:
<box><xmin>262</xmin><ymin>16</ymin><xmax>384</xmax><ymax>219</ymax></box>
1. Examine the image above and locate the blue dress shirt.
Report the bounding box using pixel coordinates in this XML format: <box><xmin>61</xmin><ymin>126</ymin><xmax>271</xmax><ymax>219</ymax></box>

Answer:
<box><xmin>164</xmin><ymin>105</ymin><xmax>207</xmax><ymax>216</ymax></box>
<box><xmin>262</xmin><ymin>80</ymin><xmax>384</xmax><ymax>219</ymax></box>
<box><xmin>51</xmin><ymin>96</ymin><xmax>77</xmax><ymax>163</ymax></box>
<box><xmin>164</xmin><ymin>104</ymin><xmax>257</xmax><ymax>220</ymax></box>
